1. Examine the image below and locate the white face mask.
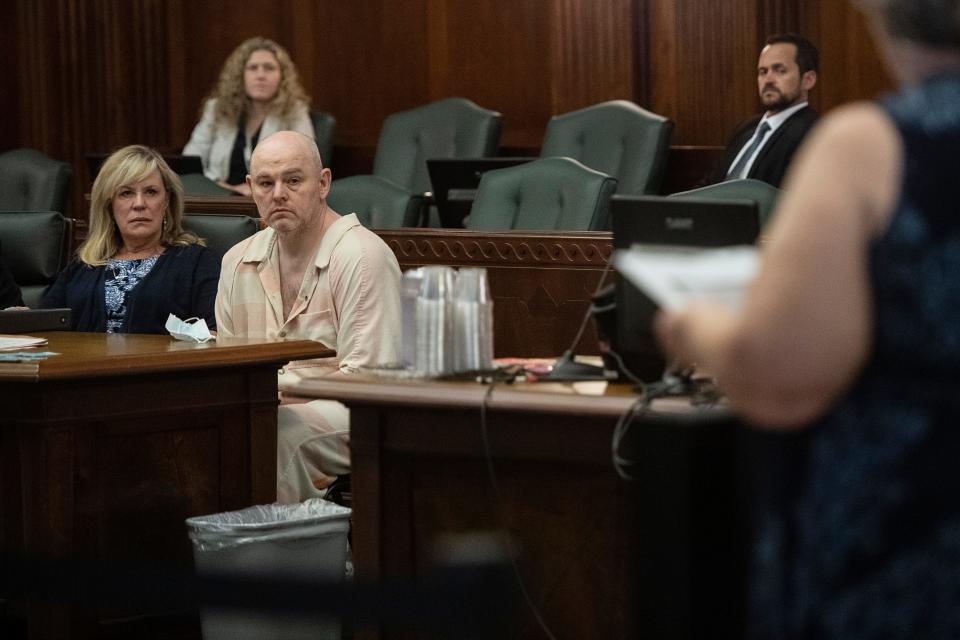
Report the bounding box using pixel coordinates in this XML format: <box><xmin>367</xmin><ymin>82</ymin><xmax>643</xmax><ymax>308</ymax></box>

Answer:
<box><xmin>165</xmin><ymin>313</ymin><xmax>214</xmax><ymax>343</ymax></box>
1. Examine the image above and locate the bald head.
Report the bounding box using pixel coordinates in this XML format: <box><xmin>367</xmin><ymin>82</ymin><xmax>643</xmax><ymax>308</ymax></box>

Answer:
<box><xmin>251</xmin><ymin>131</ymin><xmax>323</xmax><ymax>176</ymax></box>
<box><xmin>246</xmin><ymin>130</ymin><xmax>335</xmax><ymax>235</ymax></box>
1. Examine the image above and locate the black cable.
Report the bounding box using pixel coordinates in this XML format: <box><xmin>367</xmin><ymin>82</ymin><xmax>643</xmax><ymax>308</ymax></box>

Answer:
<box><xmin>611</xmin><ymin>391</ymin><xmax>653</xmax><ymax>481</ymax></box>
<box><xmin>603</xmin><ymin>346</ymin><xmax>645</xmax><ymax>387</ymax></box>
<box><xmin>610</xmin><ymin>362</ymin><xmax>724</xmax><ymax>481</ymax></box>
<box><xmin>478</xmin><ymin>380</ymin><xmax>560</xmax><ymax>640</ymax></box>
<box><xmin>557</xmin><ymin>259</ymin><xmax>615</xmax><ymax>362</ymax></box>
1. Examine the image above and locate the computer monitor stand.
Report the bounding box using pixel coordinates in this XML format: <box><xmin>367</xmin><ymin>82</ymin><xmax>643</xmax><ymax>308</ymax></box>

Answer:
<box><xmin>541</xmin><ymin>352</ymin><xmax>618</xmax><ymax>382</ymax></box>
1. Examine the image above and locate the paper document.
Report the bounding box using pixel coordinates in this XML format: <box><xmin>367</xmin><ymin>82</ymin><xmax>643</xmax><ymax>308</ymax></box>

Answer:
<box><xmin>613</xmin><ymin>244</ymin><xmax>759</xmax><ymax>312</ymax></box>
<box><xmin>0</xmin><ymin>335</ymin><xmax>49</xmax><ymax>351</ymax></box>
<box><xmin>0</xmin><ymin>351</ymin><xmax>59</xmax><ymax>362</ymax></box>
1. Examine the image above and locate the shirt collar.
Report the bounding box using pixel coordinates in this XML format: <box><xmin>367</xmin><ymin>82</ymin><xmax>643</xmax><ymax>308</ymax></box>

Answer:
<box><xmin>760</xmin><ymin>101</ymin><xmax>808</xmax><ymax>134</ymax></box>
<box><xmin>240</xmin><ymin>212</ymin><xmax>362</xmax><ymax>269</ymax></box>
<box><xmin>313</xmin><ymin>213</ymin><xmax>360</xmax><ymax>269</ymax></box>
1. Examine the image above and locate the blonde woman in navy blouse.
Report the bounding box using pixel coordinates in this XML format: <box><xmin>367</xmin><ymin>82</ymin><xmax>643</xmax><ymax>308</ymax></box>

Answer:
<box><xmin>41</xmin><ymin>145</ymin><xmax>219</xmax><ymax>333</ymax></box>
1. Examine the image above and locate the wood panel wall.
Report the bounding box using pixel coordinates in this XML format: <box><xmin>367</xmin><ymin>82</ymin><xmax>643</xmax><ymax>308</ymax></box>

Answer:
<box><xmin>0</xmin><ymin>0</ymin><xmax>892</xmax><ymax>219</ymax></box>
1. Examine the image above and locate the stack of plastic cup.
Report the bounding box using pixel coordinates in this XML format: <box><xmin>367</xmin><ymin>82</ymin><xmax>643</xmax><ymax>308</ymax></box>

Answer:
<box><xmin>400</xmin><ymin>268</ymin><xmax>424</xmax><ymax>370</ymax></box>
<box><xmin>453</xmin><ymin>268</ymin><xmax>494</xmax><ymax>372</ymax></box>
<box><xmin>415</xmin><ymin>266</ymin><xmax>456</xmax><ymax>376</ymax></box>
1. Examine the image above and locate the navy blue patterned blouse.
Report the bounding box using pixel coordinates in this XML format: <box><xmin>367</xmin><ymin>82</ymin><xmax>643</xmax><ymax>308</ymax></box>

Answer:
<box><xmin>104</xmin><ymin>256</ymin><xmax>160</xmax><ymax>333</ymax></box>
<box><xmin>751</xmin><ymin>73</ymin><xmax>960</xmax><ymax>639</ymax></box>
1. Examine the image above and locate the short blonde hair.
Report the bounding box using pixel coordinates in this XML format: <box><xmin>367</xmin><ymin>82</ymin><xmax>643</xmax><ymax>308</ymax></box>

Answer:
<box><xmin>78</xmin><ymin>145</ymin><xmax>201</xmax><ymax>266</ymax></box>
<box><xmin>204</xmin><ymin>36</ymin><xmax>310</xmax><ymax>127</ymax></box>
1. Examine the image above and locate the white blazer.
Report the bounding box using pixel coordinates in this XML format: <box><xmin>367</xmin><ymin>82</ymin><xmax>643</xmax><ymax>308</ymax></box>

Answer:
<box><xmin>183</xmin><ymin>99</ymin><xmax>315</xmax><ymax>182</ymax></box>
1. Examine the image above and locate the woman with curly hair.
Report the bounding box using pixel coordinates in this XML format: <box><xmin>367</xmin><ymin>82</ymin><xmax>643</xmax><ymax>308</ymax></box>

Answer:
<box><xmin>184</xmin><ymin>36</ymin><xmax>314</xmax><ymax>196</ymax></box>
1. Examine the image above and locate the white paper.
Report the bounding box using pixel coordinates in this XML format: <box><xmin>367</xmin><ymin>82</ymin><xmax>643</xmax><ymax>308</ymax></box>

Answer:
<box><xmin>612</xmin><ymin>244</ymin><xmax>759</xmax><ymax>312</ymax></box>
<box><xmin>0</xmin><ymin>335</ymin><xmax>48</xmax><ymax>351</ymax></box>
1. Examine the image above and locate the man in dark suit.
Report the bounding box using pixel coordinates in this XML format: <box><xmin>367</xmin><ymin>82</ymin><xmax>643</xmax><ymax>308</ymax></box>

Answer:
<box><xmin>705</xmin><ymin>34</ymin><xmax>820</xmax><ymax>188</ymax></box>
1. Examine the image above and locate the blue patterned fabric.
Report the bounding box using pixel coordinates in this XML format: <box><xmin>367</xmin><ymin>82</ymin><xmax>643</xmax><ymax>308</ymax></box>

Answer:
<box><xmin>751</xmin><ymin>74</ymin><xmax>960</xmax><ymax>639</ymax></box>
<box><xmin>104</xmin><ymin>256</ymin><xmax>159</xmax><ymax>333</ymax></box>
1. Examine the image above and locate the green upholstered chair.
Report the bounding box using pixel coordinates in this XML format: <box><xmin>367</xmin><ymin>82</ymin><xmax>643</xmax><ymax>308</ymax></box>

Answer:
<box><xmin>310</xmin><ymin>111</ymin><xmax>337</xmax><ymax>168</ymax></box>
<box><xmin>0</xmin><ymin>148</ymin><xmax>73</xmax><ymax>214</ymax></box>
<box><xmin>180</xmin><ymin>173</ymin><xmax>235</xmax><ymax>197</ymax></box>
<box><xmin>327</xmin><ymin>175</ymin><xmax>424</xmax><ymax>228</ymax></box>
<box><xmin>0</xmin><ymin>211</ymin><xmax>72</xmax><ymax>307</ymax></box>
<box><xmin>373</xmin><ymin>97</ymin><xmax>502</xmax><ymax>194</ymax></box>
<box><xmin>183</xmin><ymin>213</ymin><xmax>260</xmax><ymax>258</ymax></box>
<box><xmin>668</xmin><ymin>178</ymin><xmax>781</xmax><ymax>227</ymax></box>
<box><xmin>183</xmin><ymin>214</ymin><xmax>261</xmax><ymax>260</ymax></box>
<box><xmin>540</xmin><ymin>100</ymin><xmax>673</xmax><ymax>196</ymax></box>
<box><xmin>466</xmin><ymin>157</ymin><xmax>617</xmax><ymax>231</ymax></box>
<box><xmin>332</xmin><ymin>97</ymin><xmax>501</xmax><ymax>228</ymax></box>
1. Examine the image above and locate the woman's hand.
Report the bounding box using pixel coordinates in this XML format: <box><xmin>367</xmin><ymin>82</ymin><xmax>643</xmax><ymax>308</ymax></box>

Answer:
<box><xmin>216</xmin><ymin>180</ymin><xmax>252</xmax><ymax>197</ymax></box>
<box><xmin>654</xmin><ymin>308</ymin><xmax>698</xmax><ymax>373</ymax></box>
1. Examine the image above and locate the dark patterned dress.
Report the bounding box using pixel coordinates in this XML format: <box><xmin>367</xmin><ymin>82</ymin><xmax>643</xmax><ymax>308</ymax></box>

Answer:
<box><xmin>751</xmin><ymin>73</ymin><xmax>960</xmax><ymax>638</ymax></box>
<box><xmin>104</xmin><ymin>256</ymin><xmax>160</xmax><ymax>333</ymax></box>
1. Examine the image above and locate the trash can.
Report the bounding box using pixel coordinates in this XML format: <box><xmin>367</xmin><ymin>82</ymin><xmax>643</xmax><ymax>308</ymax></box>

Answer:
<box><xmin>186</xmin><ymin>498</ymin><xmax>351</xmax><ymax>640</ymax></box>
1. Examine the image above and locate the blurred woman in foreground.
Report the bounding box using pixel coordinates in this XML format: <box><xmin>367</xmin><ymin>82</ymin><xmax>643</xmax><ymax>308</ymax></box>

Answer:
<box><xmin>656</xmin><ymin>0</ymin><xmax>960</xmax><ymax>636</ymax></box>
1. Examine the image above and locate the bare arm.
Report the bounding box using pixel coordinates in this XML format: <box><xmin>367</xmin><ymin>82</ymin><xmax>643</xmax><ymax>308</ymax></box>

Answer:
<box><xmin>216</xmin><ymin>180</ymin><xmax>252</xmax><ymax>197</ymax></box>
<box><xmin>656</xmin><ymin>103</ymin><xmax>903</xmax><ymax>428</ymax></box>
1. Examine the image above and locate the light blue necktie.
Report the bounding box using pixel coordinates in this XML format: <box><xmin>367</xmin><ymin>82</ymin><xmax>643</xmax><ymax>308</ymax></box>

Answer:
<box><xmin>726</xmin><ymin>121</ymin><xmax>771</xmax><ymax>180</ymax></box>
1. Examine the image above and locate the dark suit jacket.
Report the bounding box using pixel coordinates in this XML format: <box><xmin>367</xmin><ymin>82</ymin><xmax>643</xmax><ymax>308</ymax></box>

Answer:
<box><xmin>706</xmin><ymin>105</ymin><xmax>819</xmax><ymax>188</ymax></box>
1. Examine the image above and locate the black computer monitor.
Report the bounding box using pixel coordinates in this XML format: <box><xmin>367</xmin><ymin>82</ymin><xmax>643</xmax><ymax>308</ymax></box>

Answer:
<box><xmin>0</xmin><ymin>308</ymin><xmax>71</xmax><ymax>333</ymax></box>
<box><xmin>609</xmin><ymin>195</ymin><xmax>761</xmax><ymax>382</ymax></box>
<box><xmin>426</xmin><ymin>157</ymin><xmax>533</xmax><ymax>227</ymax></box>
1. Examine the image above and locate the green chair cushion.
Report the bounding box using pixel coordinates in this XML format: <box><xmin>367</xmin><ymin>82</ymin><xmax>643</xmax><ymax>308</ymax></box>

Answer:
<box><xmin>180</xmin><ymin>173</ymin><xmax>235</xmax><ymax>197</ymax></box>
<box><xmin>0</xmin><ymin>211</ymin><xmax>68</xmax><ymax>307</ymax></box>
<box><xmin>372</xmin><ymin>97</ymin><xmax>502</xmax><ymax>194</ymax></box>
<box><xmin>467</xmin><ymin>157</ymin><xmax>617</xmax><ymax>231</ymax></box>
<box><xmin>311</xmin><ymin>111</ymin><xmax>337</xmax><ymax>168</ymax></box>
<box><xmin>328</xmin><ymin>176</ymin><xmax>424</xmax><ymax>228</ymax></box>
<box><xmin>182</xmin><ymin>214</ymin><xmax>260</xmax><ymax>259</ymax></box>
<box><xmin>540</xmin><ymin>100</ymin><xmax>672</xmax><ymax>196</ymax></box>
<box><xmin>0</xmin><ymin>148</ymin><xmax>73</xmax><ymax>214</ymax></box>
<box><xmin>668</xmin><ymin>178</ymin><xmax>781</xmax><ymax>227</ymax></box>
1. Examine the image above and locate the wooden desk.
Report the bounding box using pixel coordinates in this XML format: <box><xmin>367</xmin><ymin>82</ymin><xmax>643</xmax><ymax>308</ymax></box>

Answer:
<box><xmin>0</xmin><ymin>332</ymin><xmax>332</xmax><ymax>639</ymax></box>
<box><xmin>289</xmin><ymin>376</ymin><xmax>744</xmax><ymax>639</ymax></box>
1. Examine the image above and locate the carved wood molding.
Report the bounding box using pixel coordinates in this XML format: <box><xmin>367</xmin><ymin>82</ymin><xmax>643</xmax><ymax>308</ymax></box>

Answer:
<box><xmin>375</xmin><ymin>230</ymin><xmax>612</xmax><ymax>268</ymax></box>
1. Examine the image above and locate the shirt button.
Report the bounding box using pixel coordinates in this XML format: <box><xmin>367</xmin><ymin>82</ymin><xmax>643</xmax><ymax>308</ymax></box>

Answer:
<box><xmin>278</xmin><ymin>330</ymin><xmax>287</xmax><ymax>338</ymax></box>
